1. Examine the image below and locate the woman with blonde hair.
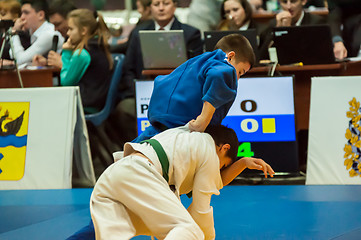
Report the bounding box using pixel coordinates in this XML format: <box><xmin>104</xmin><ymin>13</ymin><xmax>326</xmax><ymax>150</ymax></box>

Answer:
<box><xmin>61</xmin><ymin>9</ymin><xmax>113</xmax><ymax>113</ymax></box>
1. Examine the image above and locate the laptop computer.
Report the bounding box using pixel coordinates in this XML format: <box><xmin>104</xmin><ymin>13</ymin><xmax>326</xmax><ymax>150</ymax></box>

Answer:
<box><xmin>272</xmin><ymin>25</ymin><xmax>335</xmax><ymax>65</ymax></box>
<box><xmin>203</xmin><ymin>29</ymin><xmax>259</xmax><ymax>61</ymax></box>
<box><xmin>139</xmin><ymin>30</ymin><xmax>187</xmax><ymax>69</ymax></box>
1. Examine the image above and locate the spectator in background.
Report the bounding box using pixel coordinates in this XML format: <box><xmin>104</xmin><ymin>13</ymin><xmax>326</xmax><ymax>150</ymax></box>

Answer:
<box><xmin>217</xmin><ymin>0</ymin><xmax>261</xmax><ymax>32</ymax></box>
<box><xmin>136</xmin><ymin>0</ymin><xmax>153</xmax><ymax>25</ymax></box>
<box><xmin>9</xmin><ymin>0</ymin><xmax>64</xmax><ymax>65</ymax></box>
<box><xmin>260</xmin><ymin>0</ymin><xmax>325</xmax><ymax>12</ymax></box>
<box><xmin>0</xmin><ymin>0</ymin><xmax>30</xmax><ymax>62</ymax></box>
<box><xmin>49</xmin><ymin>0</ymin><xmax>76</xmax><ymax>39</ymax></box>
<box><xmin>0</xmin><ymin>0</ymin><xmax>21</xmax><ymax>20</ymax></box>
<box><xmin>110</xmin><ymin>0</ymin><xmax>152</xmax><ymax>54</ymax></box>
<box><xmin>327</xmin><ymin>0</ymin><xmax>361</xmax><ymax>60</ymax></box>
<box><xmin>258</xmin><ymin>0</ymin><xmax>326</xmax><ymax>60</ymax></box>
<box><xmin>274</xmin><ymin>0</ymin><xmax>325</xmax><ymax>27</ymax></box>
<box><xmin>58</xmin><ymin>9</ymin><xmax>113</xmax><ymax>113</ymax></box>
<box><xmin>32</xmin><ymin>0</ymin><xmax>76</xmax><ymax>69</ymax></box>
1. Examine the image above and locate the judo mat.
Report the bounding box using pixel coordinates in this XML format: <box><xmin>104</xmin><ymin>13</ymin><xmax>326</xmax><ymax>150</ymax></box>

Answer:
<box><xmin>1</xmin><ymin>185</ymin><xmax>361</xmax><ymax>240</ymax></box>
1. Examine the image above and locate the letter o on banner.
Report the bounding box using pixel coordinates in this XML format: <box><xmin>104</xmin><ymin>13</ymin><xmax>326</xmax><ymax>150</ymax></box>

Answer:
<box><xmin>241</xmin><ymin>100</ymin><xmax>257</xmax><ymax>112</ymax></box>
<box><xmin>241</xmin><ymin>119</ymin><xmax>259</xmax><ymax>133</ymax></box>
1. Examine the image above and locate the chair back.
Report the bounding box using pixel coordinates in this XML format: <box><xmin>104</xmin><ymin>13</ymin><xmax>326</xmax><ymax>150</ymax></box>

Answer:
<box><xmin>85</xmin><ymin>54</ymin><xmax>125</xmax><ymax>126</ymax></box>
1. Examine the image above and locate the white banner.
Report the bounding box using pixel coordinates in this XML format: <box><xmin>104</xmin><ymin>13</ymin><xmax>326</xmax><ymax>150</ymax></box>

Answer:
<box><xmin>135</xmin><ymin>80</ymin><xmax>154</xmax><ymax>119</ymax></box>
<box><xmin>228</xmin><ymin>77</ymin><xmax>295</xmax><ymax>116</ymax></box>
<box><xmin>0</xmin><ymin>87</ymin><xmax>95</xmax><ymax>189</ymax></box>
<box><xmin>307</xmin><ymin>76</ymin><xmax>361</xmax><ymax>185</ymax></box>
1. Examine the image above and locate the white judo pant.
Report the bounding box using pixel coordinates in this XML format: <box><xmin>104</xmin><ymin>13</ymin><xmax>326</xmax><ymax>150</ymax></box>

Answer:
<box><xmin>90</xmin><ymin>155</ymin><xmax>204</xmax><ymax>240</ymax></box>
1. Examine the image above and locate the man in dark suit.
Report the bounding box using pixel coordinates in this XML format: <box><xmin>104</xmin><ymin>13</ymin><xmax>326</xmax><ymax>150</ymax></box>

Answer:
<box><xmin>258</xmin><ymin>0</ymin><xmax>326</xmax><ymax>60</ymax></box>
<box><xmin>119</xmin><ymin>0</ymin><xmax>203</xmax><ymax>100</ymax></box>
<box><xmin>328</xmin><ymin>0</ymin><xmax>361</xmax><ymax>60</ymax></box>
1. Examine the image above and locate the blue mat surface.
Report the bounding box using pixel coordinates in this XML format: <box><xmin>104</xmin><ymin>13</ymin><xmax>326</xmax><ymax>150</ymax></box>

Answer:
<box><xmin>1</xmin><ymin>185</ymin><xmax>361</xmax><ymax>240</ymax></box>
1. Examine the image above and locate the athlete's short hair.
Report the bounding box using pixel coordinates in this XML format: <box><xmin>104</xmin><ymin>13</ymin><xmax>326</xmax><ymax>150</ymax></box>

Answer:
<box><xmin>215</xmin><ymin>33</ymin><xmax>256</xmax><ymax>68</ymax></box>
<box><xmin>205</xmin><ymin>124</ymin><xmax>239</xmax><ymax>164</ymax></box>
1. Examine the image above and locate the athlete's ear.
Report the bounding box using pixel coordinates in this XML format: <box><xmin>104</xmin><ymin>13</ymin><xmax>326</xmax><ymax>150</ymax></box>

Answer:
<box><xmin>220</xmin><ymin>144</ymin><xmax>230</xmax><ymax>155</ymax></box>
<box><xmin>226</xmin><ymin>51</ymin><xmax>235</xmax><ymax>62</ymax></box>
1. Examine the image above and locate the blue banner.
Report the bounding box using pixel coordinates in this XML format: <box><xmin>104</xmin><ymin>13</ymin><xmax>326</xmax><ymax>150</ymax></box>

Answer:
<box><xmin>222</xmin><ymin>114</ymin><xmax>296</xmax><ymax>142</ymax></box>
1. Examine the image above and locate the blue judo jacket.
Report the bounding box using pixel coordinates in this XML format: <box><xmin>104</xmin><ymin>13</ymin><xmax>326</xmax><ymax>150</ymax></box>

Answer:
<box><xmin>148</xmin><ymin>49</ymin><xmax>238</xmax><ymax>128</ymax></box>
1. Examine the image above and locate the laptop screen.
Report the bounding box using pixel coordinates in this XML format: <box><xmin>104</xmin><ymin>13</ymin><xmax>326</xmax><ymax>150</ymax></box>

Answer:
<box><xmin>135</xmin><ymin>76</ymin><xmax>299</xmax><ymax>174</ymax></box>
<box><xmin>139</xmin><ymin>30</ymin><xmax>187</xmax><ymax>69</ymax></box>
<box><xmin>272</xmin><ymin>25</ymin><xmax>335</xmax><ymax>65</ymax></box>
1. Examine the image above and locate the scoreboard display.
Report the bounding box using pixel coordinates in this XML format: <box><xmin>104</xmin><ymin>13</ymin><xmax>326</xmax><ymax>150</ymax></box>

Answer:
<box><xmin>135</xmin><ymin>76</ymin><xmax>298</xmax><ymax>173</ymax></box>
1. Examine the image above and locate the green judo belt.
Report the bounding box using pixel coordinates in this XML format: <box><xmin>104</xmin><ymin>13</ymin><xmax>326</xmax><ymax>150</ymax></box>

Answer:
<box><xmin>141</xmin><ymin>139</ymin><xmax>169</xmax><ymax>182</ymax></box>
<box><xmin>141</xmin><ymin>139</ymin><xmax>193</xmax><ymax>198</ymax></box>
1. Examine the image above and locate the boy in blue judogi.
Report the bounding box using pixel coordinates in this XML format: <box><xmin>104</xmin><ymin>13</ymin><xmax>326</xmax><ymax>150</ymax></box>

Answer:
<box><xmin>133</xmin><ymin>33</ymin><xmax>256</xmax><ymax>142</ymax></box>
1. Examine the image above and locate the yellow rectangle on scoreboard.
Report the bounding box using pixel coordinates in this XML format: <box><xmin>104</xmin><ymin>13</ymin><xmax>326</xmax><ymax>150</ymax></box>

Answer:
<box><xmin>262</xmin><ymin>118</ymin><xmax>276</xmax><ymax>133</ymax></box>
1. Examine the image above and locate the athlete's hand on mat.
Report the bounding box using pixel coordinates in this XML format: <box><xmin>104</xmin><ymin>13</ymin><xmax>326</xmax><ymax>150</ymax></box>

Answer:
<box><xmin>242</xmin><ymin>157</ymin><xmax>275</xmax><ymax>178</ymax></box>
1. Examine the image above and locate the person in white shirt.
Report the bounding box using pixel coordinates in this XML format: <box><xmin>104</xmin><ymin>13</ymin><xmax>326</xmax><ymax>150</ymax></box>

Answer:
<box><xmin>90</xmin><ymin>124</ymin><xmax>274</xmax><ymax>240</ymax></box>
<box><xmin>10</xmin><ymin>0</ymin><xmax>63</xmax><ymax>65</ymax></box>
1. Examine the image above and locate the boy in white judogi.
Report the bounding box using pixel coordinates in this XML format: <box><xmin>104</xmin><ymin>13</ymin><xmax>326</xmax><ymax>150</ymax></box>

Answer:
<box><xmin>90</xmin><ymin>125</ymin><xmax>274</xmax><ymax>240</ymax></box>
